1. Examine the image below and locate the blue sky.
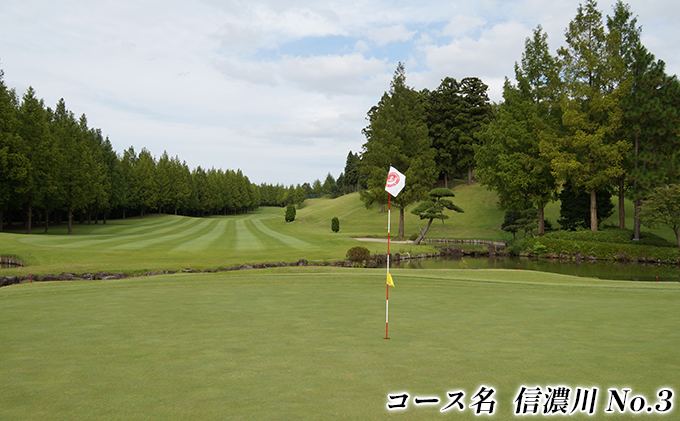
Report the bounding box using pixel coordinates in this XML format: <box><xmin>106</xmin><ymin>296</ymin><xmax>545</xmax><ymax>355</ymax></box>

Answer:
<box><xmin>1</xmin><ymin>0</ymin><xmax>679</xmax><ymax>186</ymax></box>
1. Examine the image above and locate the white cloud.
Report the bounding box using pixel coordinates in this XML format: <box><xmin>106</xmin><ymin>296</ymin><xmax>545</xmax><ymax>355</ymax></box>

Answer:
<box><xmin>2</xmin><ymin>0</ymin><xmax>680</xmax><ymax>187</ymax></box>
<box><xmin>279</xmin><ymin>53</ymin><xmax>388</xmax><ymax>95</ymax></box>
<box><xmin>354</xmin><ymin>40</ymin><xmax>371</xmax><ymax>54</ymax></box>
<box><xmin>367</xmin><ymin>24</ymin><xmax>417</xmax><ymax>46</ymax></box>
<box><xmin>213</xmin><ymin>58</ymin><xmax>279</xmax><ymax>86</ymax></box>
<box><xmin>418</xmin><ymin>22</ymin><xmax>530</xmax><ymax>101</ymax></box>
<box><xmin>441</xmin><ymin>15</ymin><xmax>487</xmax><ymax>38</ymax></box>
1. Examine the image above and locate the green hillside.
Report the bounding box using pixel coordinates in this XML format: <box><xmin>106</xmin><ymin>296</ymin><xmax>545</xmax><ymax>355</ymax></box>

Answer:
<box><xmin>1</xmin><ymin>181</ymin><xmax>677</xmax><ymax>277</ymax></box>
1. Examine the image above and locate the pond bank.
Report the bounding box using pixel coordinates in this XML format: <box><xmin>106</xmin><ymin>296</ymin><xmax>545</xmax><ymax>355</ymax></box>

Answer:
<box><xmin>0</xmin><ymin>256</ymin><xmax>24</xmax><ymax>268</ymax></box>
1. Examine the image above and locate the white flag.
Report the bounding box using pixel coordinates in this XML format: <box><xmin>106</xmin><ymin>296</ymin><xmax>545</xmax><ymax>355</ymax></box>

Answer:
<box><xmin>384</xmin><ymin>166</ymin><xmax>406</xmax><ymax>197</ymax></box>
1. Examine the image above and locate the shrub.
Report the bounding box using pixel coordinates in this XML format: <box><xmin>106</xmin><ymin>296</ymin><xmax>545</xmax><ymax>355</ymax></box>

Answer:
<box><xmin>532</xmin><ymin>241</ymin><xmax>548</xmax><ymax>255</ymax></box>
<box><xmin>331</xmin><ymin>217</ymin><xmax>339</xmax><ymax>233</ymax></box>
<box><xmin>558</xmin><ymin>182</ymin><xmax>614</xmax><ymax>230</ymax></box>
<box><xmin>507</xmin><ymin>242</ymin><xmax>523</xmax><ymax>256</ymax></box>
<box><xmin>285</xmin><ymin>205</ymin><xmax>296</xmax><ymax>222</ymax></box>
<box><xmin>409</xmin><ymin>233</ymin><xmax>418</xmax><ymax>241</ymax></box>
<box><xmin>346</xmin><ymin>246</ymin><xmax>370</xmax><ymax>262</ymax></box>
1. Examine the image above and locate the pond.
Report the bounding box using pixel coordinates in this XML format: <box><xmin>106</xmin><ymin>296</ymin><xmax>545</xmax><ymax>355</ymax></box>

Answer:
<box><xmin>0</xmin><ymin>257</ymin><xmax>23</xmax><ymax>269</ymax></box>
<box><xmin>390</xmin><ymin>255</ymin><xmax>680</xmax><ymax>282</ymax></box>
<box><xmin>1</xmin><ymin>263</ymin><xmax>21</xmax><ymax>269</ymax></box>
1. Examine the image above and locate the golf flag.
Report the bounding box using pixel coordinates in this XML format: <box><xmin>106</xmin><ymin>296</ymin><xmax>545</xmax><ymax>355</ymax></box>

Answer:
<box><xmin>385</xmin><ymin>166</ymin><xmax>405</xmax><ymax>197</ymax></box>
<box><xmin>387</xmin><ymin>273</ymin><xmax>395</xmax><ymax>288</ymax></box>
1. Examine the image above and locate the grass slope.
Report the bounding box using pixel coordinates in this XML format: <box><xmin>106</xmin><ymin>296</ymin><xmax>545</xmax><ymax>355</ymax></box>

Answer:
<box><xmin>0</xmin><ymin>185</ymin><xmax>504</xmax><ymax>276</ymax></box>
<box><xmin>1</xmin><ymin>268</ymin><xmax>678</xmax><ymax>420</ymax></box>
<box><xmin>1</xmin><ymin>183</ymin><xmax>677</xmax><ymax>276</ymax></box>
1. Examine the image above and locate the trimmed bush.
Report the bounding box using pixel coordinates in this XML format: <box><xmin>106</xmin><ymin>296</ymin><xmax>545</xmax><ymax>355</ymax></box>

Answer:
<box><xmin>532</xmin><ymin>241</ymin><xmax>548</xmax><ymax>255</ymax></box>
<box><xmin>285</xmin><ymin>205</ymin><xmax>296</xmax><ymax>222</ymax></box>
<box><xmin>346</xmin><ymin>246</ymin><xmax>370</xmax><ymax>262</ymax></box>
<box><xmin>331</xmin><ymin>217</ymin><xmax>339</xmax><ymax>233</ymax></box>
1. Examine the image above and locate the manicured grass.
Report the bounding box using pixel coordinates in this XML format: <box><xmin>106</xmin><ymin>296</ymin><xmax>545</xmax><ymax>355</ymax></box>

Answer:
<box><xmin>2</xmin><ymin>184</ymin><xmax>678</xmax><ymax>277</ymax></box>
<box><xmin>1</xmin><ymin>187</ymin><xmax>504</xmax><ymax>276</ymax></box>
<box><xmin>1</xmin><ymin>268</ymin><xmax>678</xmax><ymax>420</ymax></box>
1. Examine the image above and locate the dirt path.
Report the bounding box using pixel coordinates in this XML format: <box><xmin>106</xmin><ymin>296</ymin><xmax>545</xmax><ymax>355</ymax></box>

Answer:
<box><xmin>353</xmin><ymin>237</ymin><xmax>413</xmax><ymax>244</ymax></box>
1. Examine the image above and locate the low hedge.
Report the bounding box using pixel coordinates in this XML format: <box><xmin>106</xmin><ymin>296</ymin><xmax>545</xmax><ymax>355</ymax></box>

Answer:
<box><xmin>517</xmin><ymin>237</ymin><xmax>679</xmax><ymax>263</ymax></box>
<box><xmin>544</xmin><ymin>228</ymin><xmax>676</xmax><ymax>247</ymax></box>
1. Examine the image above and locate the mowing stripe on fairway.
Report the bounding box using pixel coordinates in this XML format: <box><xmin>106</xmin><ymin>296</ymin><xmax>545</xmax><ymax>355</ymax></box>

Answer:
<box><xmin>172</xmin><ymin>219</ymin><xmax>231</xmax><ymax>252</ymax></box>
<box><xmin>249</xmin><ymin>218</ymin><xmax>311</xmax><ymax>249</ymax></box>
<box><xmin>234</xmin><ymin>219</ymin><xmax>264</xmax><ymax>251</ymax></box>
<box><xmin>88</xmin><ymin>214</ymin><xmax>182</xmax><ymax>235</ymax></box>
<box><xmin>17</xmin><ymin>216</ymin><xmax>198</xmax><ymax>249</ymax></box>
<box><xmin>66</xmin><ymin>217</ymin><xmax>202</xmax><ymax>249</ymax></box>
<box><xmin>110</xmin><ymin>218</ymin><xmax>216</xmax><ymax>250</ymax></box>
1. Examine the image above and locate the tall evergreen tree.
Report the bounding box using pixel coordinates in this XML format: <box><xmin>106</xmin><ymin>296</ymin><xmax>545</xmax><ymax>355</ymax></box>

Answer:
<box><xmin>457</xmin><ymin>77</ymin><xmax>494</xmax><ymax>185</ymax></box>
<box><xmin>546</xmin><ymin>0</ymin><xmax>630</xmax><ymax>231</ymax></box>
<box><xmin>360</xmin><ymin>63</ymin><xmax>437</xmax><ymax>238</ymax></box>
<box><xmin>17</xmin><ymin>88</ymin><xmax>56</xmax><ymax>233</ymax></box>
<box><xmin>427</xmin><ymin>77</ymin><xmax>463</xmax><ymax>188</ymax></box>
<box><xmin>120</xmin><ymin>146</ymin><xmax>139</xmax><ymax>219</ymax></box>
<box><xmin>623</xmin><ymin>45</ymin><xmax>680</xmax><ymax>239</ymax></box>
<box><xmin>51</xmin><ymin>99</ymin><xmax>90</xmax><ymax>234</ymax></box>
<box><xmin>341</xmin><ymin>151</ymin><xmax>362</xmax><ymax>193</ymax></box>
<box><xmin>79</xmin><ymin>118</ymin><xmax>109</xmax><ymax>225</ymax></box>
<box><xmin>99</xmin><ymin>136</ymin><xmax>122</xmax><ymax>224</ymax></box>
<box><xmin>136</xmin><ymin>148</ymin><xmax>157</xmax><ymax>217</ymax></box>
<box><xmin>0</xmin><ymin>70</ymin><xmax>24</xmax><ymax>232</ymax></box>
<box><xmin>606</xmin><ymin>0</ymin><xmax>641</xmax><ymax>228</ymax></box>
<box><xmin>155</xmin><ymin>151</ymin><xmax>173</xmax><ymax>214</ymax></box>
<box><xmin>427</xmin><ymin>77</ymin><xmax>493</xmax><ymax>186</ymax></box>
<box><xmin>476</xmin><ymin>25</ymin><xmax>561</xmax><ymax>234</ymax></box>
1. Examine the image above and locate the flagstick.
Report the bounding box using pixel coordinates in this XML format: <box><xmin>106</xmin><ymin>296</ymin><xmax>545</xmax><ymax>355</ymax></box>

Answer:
<box><xmin>386</xmin><ymin>195</ymin><xmax>391</xmax><ymax>340</ymax></box>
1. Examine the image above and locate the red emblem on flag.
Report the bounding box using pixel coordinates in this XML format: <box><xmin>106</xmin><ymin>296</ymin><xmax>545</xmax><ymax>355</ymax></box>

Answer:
<box><xmin>386</xmin><ymin>171</ymin><xmax>400</xmax><ymax>188</ymax></box>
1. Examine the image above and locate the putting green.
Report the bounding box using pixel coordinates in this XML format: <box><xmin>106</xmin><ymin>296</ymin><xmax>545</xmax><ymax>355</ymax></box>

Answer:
<box><xmin>1</xmin><ymin>268</ymin><xmax>678</xmax><ymax>420</ymax></box>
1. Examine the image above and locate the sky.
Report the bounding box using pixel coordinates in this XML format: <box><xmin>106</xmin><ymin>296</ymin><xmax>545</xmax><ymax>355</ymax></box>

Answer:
<box><xmin>1</xmin><ymin>0</ymin><xmax>679</xmax><ymax>186</ymax></box>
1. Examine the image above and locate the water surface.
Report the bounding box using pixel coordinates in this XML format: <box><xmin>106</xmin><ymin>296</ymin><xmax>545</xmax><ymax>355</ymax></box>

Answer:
<box><xmin>391</xmin><ymin>255</ymin><xmax>680</xmax><ymax>282</ymax></box>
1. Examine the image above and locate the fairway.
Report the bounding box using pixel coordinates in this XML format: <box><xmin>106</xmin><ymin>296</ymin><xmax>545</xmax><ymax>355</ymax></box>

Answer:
<box><xmin>1</xmin><ymin>268</ymin><xmax>678</xmax><ymax>420</ymax></box>
<box><xmin>0</xmin><ymin>194</ymin><xmax>459</xmax><ymax>277</ymax></box>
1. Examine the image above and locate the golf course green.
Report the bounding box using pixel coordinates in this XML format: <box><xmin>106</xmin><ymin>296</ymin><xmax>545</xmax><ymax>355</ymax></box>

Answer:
<box><xmin>1</xmin><ymin>269</ymin><xmax>678</xmax><ymax>420</ymax></box>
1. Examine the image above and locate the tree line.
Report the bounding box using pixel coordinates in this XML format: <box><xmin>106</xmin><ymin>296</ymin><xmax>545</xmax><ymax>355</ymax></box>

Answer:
<box><xmin>476</xmin><ymin>0</ymin><xmax>680</xmax><ymax>238</ymax></box>
<box><xmin>0</xmin><ymin>75</ymin><xmax>261</xmax><ymax>234</ymax></box>
<box><xmin>359</xmin><ymin>0</ymin><xmax>680</xmax><ymax>239</ymax></box>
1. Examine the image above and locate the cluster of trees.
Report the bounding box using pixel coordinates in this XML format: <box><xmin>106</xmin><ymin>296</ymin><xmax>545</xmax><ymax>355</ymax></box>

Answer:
<box><xmin>359</xmin><ymin>63</ymin><xmax>492</xmax><ymax>237</ymax></box>
<box><xmin>0</xmin><ymin>73</ymin><xmax>259</xmax><ymax>234</ymax></box>
<box><xmin>358</xmin><ymin>0</ymin><xmax>679</xmax><ymax>239</ymax></box>
<box><xmin>260</xmin><ymin>169</ymin><xmax>351</xmax><ymax>208</ymax></box>
<box><xmin>476</xmin><ymin>0</ymin><xmax>680</xmax><ymax>237</ymax></box>
<box><xmin>259</xmin><ymin>183</ymin><xmax>309</xmax><ymax>207</ymax></box>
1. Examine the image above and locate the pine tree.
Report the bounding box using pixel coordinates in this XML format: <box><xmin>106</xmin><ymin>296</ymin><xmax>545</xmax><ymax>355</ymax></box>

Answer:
<box><xmin>623</xmin><ymin>45</ymin><xmax>680</xmax><ymax>239</ymax></box>
<box><xmin>360</xmin><ymin>63</ymin><xmax>437</xmax><ymax>238</ymax></box>
<box><xmin>51</xmin><ymin>99</ymin><xmax>90</xmax><ymax>233</ymax></box>
<box><xmin>136</xmin><ymin>148</ymin><xmax>157</xmax><ymax>218</ymax></box>
<box><xmin>17</xmin><ymin>88</ymin><xmax>56</xmax><ymax>233</ymax></box>
<box><xmin>410</xmin><ymin>188</ymin><xmax>463</xmax><ymax>245</ymax></box>
<box><xmin>0</xmin><ymin>70</ymin><xmax>23</xmax><ymax>232</ymax></box>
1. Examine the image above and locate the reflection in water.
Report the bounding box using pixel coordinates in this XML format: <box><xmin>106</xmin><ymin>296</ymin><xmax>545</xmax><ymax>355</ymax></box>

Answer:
<box><xmin>1</xmin><ymin>263</ymin><xmax>21</xmax><ymax>269</ymax></box>
<box><xmin>390</xmin><ymin>256</ymin><xmax>680</xmax><ymax>282</ymax></box>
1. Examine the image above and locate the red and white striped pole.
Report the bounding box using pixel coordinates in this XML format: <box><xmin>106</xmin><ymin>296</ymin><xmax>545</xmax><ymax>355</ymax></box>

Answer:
<box><xmin>386</xmin><ymin>195</ymin><xmax>391</xmax><ymax>340</ymax></box>
<box><xmin>384</xmin><ymin>166</ymin><xmax>404</xmax><ymax>340</ymax></box>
